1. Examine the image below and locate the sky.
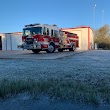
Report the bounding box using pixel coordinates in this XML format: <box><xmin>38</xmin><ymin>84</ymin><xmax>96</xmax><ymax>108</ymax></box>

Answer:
<box><xmin>0</xmin><ymin>0</ymin><xmax>109</xmax><ymax>33</ymax></box>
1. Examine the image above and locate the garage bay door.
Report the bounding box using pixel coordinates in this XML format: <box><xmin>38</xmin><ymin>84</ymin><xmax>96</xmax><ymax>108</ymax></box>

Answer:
<box><xmin>3</xmin><ymin>34</ymin><xmax>22</xmax><ymax>50</ymax></box>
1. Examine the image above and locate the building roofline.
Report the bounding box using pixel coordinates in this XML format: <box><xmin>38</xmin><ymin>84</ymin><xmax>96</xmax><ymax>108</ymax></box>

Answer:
<box><xmin>61</xmin><ymin>26</ymin><xmax>92</xmax><ymax>30</ymax></box>
<box><xmin>0</xmin><ymin>32</ymin><xmax>22</xmax><ymax>34</ymax></box>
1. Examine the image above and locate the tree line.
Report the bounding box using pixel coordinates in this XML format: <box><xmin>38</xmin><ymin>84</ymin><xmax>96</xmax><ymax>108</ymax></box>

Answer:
<box><xmin>94</xmin><ymin>25</ymin><xmax>110</xmax><ymax>49</ymax></box>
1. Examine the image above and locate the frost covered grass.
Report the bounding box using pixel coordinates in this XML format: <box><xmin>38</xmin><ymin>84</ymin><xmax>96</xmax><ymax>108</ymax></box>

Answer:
<box><xmin>0</xmin><ymin>78</ymin><xmax>110</xmax><ymax>105</ymax></box>
<box><xmin>1</xmin><ymin>50</ymin><xmax>110</xmax><ymax>105</ymax></box>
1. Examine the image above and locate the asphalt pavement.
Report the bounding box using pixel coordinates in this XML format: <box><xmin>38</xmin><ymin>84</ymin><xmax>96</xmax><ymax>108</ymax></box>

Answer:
<box><xmin>0</xmin><ymin>50</ymin><xmax>84</xmax><ymax>59</ymax></box>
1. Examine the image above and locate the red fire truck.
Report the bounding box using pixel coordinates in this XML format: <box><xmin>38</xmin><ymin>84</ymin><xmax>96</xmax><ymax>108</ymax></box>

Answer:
<box><xmin>58</xmin><ymin>30</ymin><xmax>79</xmax><ymax>52</ymax></box>
<box><xmin>18</xmin><ymin>23</ymin><xmax>79</xmax><ymax>53</ymax></box>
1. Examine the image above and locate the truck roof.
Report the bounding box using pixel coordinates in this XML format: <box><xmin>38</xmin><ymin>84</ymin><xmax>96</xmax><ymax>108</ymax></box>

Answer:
<box><xmin>23</xmin><ymin>23</ymin><xmax>59</xmax><ymax>30</ymax></box>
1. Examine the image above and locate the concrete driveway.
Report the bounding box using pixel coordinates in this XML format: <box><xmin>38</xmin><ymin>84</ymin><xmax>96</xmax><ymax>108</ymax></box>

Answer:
<box><xmin>0</xmin><ymin>50</ymin><xmax>85</xmax><ymax>59</ymax></box>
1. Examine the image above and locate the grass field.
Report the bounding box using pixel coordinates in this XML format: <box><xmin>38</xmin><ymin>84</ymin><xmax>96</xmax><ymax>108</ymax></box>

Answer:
<box><xmin>0</xmin><ymin>50</ymin><xmax>110</xmax><ymax>105</ymax></box>
<box><xmin>0</xmin><ymin>77</ymin><xmax>110</xmax><ymax>105</ymax></box>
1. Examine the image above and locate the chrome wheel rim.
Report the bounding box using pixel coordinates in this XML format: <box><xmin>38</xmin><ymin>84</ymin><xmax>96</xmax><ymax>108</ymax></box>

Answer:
<box><xmin>48</xmin><ymin>45</ymin><xmax>54</xmax><ymax>52</ymax></box>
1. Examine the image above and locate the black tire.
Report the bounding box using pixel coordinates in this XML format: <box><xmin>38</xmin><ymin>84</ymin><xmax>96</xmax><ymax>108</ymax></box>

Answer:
<box><xmin>32</xmin><ymin>49</ymin><xmax>40</xmax><ymax>53</ymax></box>
<box><xmin>46</xmin><ymin>43</ymin><xmax>55</xmax><ymax>53</ymax></box>
<box><xmin>58</xmin><ymin>49</ymin><xmax>63</xmax><ymax>52</ymax></box>
<box><xmin>69</xmin><ymin>45</ymin><xmax>76</xmax><ymax>51</ymax></box>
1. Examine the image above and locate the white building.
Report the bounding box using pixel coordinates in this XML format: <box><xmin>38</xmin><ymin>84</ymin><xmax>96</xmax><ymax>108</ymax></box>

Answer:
<box><xmin>0</xmin><ymin>32</ymin><xmax>22</xmax><ymax>50</ymax></box>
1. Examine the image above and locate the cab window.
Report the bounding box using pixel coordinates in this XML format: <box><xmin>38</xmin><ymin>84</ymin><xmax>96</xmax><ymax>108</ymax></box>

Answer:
<box><xmin>54</xmin><ymin>30</ymin><xmax>58</xmax><ymax>37</ymax></box>
<box><xmin>43</xmin><ymin>27</ymin><xmax>46</xmax><ymax>35</ymax></box>
<box><xmin>47</xmin><ymin>28</ymin><xmax>49</xmax><ymax>35</ymax></box>
<box><xmin>51</xmin><ymin>30</ymin><xmax>54</xmax><ymax>36</ymax></box>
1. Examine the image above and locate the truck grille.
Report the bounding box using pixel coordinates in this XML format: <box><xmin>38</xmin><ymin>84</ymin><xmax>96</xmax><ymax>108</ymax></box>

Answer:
<box><xmin>26</xmin><ymin>38</ymin><xmax>33</xmax><ymax>44</ymax></box>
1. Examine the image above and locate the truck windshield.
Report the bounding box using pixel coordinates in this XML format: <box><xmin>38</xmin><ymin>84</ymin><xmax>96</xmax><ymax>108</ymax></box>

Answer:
<box><xmin>23</xmin><ymin>27</ymin><xmax>42</xmax><ymax>36</ymax></box>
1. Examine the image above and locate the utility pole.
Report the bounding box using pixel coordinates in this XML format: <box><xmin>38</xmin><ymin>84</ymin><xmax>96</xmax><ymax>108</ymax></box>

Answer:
<box><xmin>93</xmin><ymin>4</ymin><xmax>96</xmax><ymax>27</ymax></box>
<box><xmin>102</xmin><ymin>10</ymin><xmax>104</xmax><ymax>26</ymax></box>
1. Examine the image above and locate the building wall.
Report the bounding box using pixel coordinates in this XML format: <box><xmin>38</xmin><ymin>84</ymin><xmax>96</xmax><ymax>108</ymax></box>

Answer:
<box><xmin>11</xmin><ymin>33</ymin><xmax>22</xmax><ymax>50</ymax></box>
<box><xmin>81</xmin><ymin>28</ymin><xmax>88</xmax><ymax>50</ymax></box>
<box><xmin>0</xmin><ymin>33</ymin><xmax>22</xmax><ymax>50</ymax></box>
<box><xmin>64</xmin><ymin>29</ymin><xmax>82</xmax><ymax>50</ymax></box>
<box><xmin>90</xmin><ymin>29</ymin><xmax>94</xmax><ymax>49</ymax></box>
<box><xmin>61</xmin><ymin>27</ymin><xmax>94</xmax><ymax>50</ymax></box>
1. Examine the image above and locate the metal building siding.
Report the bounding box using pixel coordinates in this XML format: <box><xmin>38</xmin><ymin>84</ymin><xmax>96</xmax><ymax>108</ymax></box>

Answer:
<box><xmin>81</xmin><ymin>28</ymin><xmax>88</xmax><ymax>50</ymax></box>
<box><xmin>61</xmin><ymin>27</ymin><xmax>94</xmax><ymax>50</ymax></box>
<box><xmin>0</xmin><ymin>33</ymin><xmax>22</xmax><ymax>50</ymax></box>
<box><xmin>90</xmin><ymin>29</ymin><xmax>94</xmax><ymax>49</ymax></box>
<box><xmin>6</xmin><ymin>34</ymin><xmax>11</xmax><ymax>50</ymax></box>
<box><xmin>11</xmin><ymin>34</ymin><xmax>22</xmax><ymax>50</ymax></box>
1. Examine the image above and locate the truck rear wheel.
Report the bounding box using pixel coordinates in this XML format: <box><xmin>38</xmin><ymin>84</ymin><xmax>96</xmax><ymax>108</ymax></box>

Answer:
<box><xmin>46</xmin><ymin>43</ymin><xmax>55</xmax><ymax>53</ymax></box>
<box><xmin>58</xmin><ymin>49</ymin><xmax>63</xmax><ymax>52</ymax></box>
<box><xmin>69</xmin><ymin>45</ymin><xmax>76</xmax><ymax>51</ymax></box>
<box><xmin>32</xmin><ymin>49</ymin><xmax>40</xmax><ymax>53</ymax></box>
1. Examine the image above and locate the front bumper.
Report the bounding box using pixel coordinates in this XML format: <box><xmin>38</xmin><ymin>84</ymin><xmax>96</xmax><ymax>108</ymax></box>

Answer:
<box><xmin>17</xmin><ymin>42</ymin><xmax>41</xmax><ymax>50</ymax></box>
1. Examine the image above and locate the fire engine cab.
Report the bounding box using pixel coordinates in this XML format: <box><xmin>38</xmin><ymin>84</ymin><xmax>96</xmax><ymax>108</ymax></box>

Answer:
<box><xmin>18</xmin><ymin>23</ymin><xmax>79</xmax><ymax>53</ymax></box>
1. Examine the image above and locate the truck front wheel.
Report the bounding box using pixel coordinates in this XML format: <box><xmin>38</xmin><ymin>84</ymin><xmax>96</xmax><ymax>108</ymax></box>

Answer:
<box><xmin>46</xmin><ymin>43</ymin><xmax>55</xmax><ymax>53</ymax></box>
<box><xmin>32</xmin><ymin>49</ymin><xmax>40</xmax><ymax>53</ymax></box>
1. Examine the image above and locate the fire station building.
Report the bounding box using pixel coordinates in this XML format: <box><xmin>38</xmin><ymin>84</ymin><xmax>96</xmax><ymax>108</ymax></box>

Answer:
<box><xmin>61</xmin><ymin>26</ymin><xmax>94</xmax><ymax>50</ymax></box>
<box><xmin>0</xmin><ymin>26</ymin><xmax>94</xmax><ymax>51</ymax></box>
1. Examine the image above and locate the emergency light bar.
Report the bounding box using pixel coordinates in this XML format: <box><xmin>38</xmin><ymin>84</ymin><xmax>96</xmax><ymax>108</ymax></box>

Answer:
<box><xmin>25</xmin><ymin>23</ymin><xmax>40</xmax><ymax>27</ymax></box>
<box><xmin>53</xmin><ymin>24</ymin><xmax>57</xmax><ymax>26</ymax></box>
<box><xmin>25</xmin><ymin>23</ymin><xmax>57</xmax><ymax>27</ymax></box>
